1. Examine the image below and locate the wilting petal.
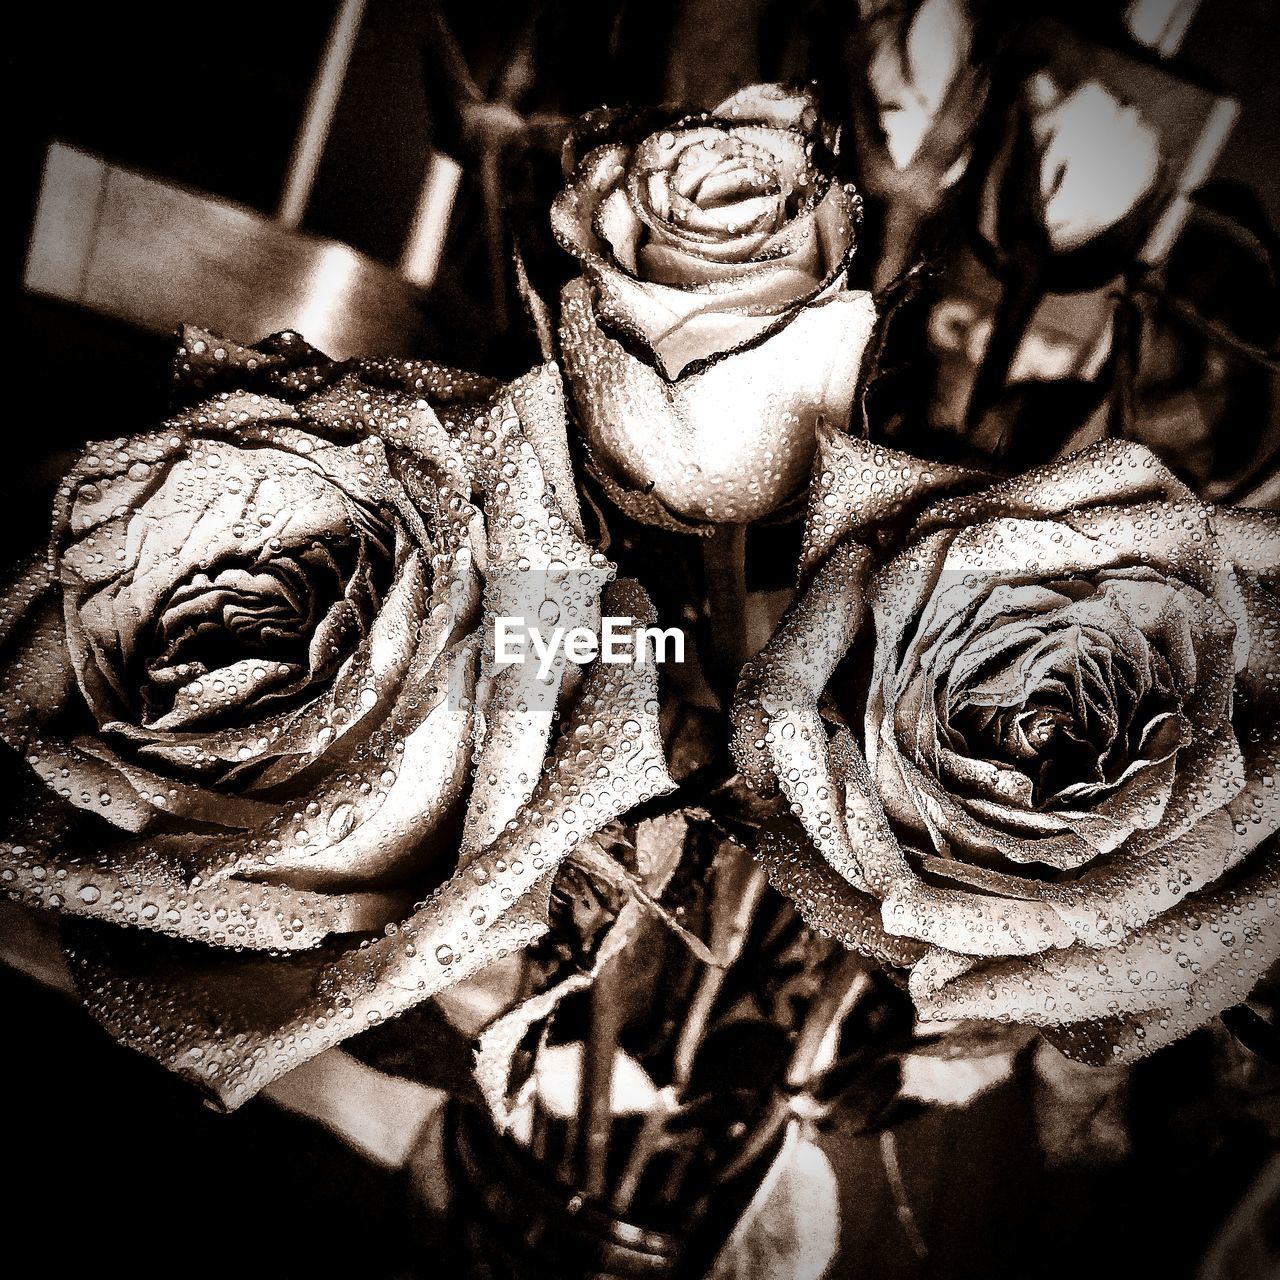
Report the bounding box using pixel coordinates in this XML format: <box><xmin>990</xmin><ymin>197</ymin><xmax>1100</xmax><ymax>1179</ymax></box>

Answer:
<box><xmin>475</xmin><ymin>812</ymin><xmax>691</xmax><ymax>1131</ymax></box>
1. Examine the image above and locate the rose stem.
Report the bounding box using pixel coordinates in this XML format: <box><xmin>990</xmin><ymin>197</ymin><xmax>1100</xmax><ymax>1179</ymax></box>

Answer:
<box><xmin>701</xmin><ymin>521</ymin><xmax>751</xmax><ymax>703</ymax></box>
<box><xmin>671</xmin><ymin>844</ymin><xmax>769</xmax><ymax>1089</ymax></box>
<box><xmin>964</xmin><ymin>257</ymin><xmax>1044</xmax><ymax>445</ymax></box>
<box><xmin>529</xmin><ymin>1092</ymin><xmax>551</xmax><ymax>1164</ymax></box>
<box><xmin>787</xmin><ymin>951</ymin><xmax>874</xmax><ymax>1088</ymax></box>
<box><xmin>881</xmin><ymin>1129</ymin><xmax>929</xmax><ymax>1259</ymax></box>
<box><xmin>608</xmin><ymin>841</ymin><xmax>768</xmax><ymax>1216</ymax></box>
<box><xmin>517</xmin><ymin>951</ymin><xmax>554</xmax><ymax>1167</ymax></box>
<box><xmin>712</xmin><ymin>951</ymin><xmax>872</xmax><ymax>1189</ymax></box>
<box><xmin>480</xmin><ymin>149</ymin><xmax>508</xmax><ymax>330</ymax></box>
<box><xmin>574</xmin><ymin>954</ymin><xmax>624</xmax><ymax>1200</ymax></box>
<box><xmin>609</xmin><ymin>1087</ymin><xmax>676</xmax><ymax>1214</ymax></box>
<box><xmin>1107</xmin><ymin>280</ymin><xmax>1143</xmax><ymax>441</ymax></box>
<box><xmin>640</xmin><ymin>846</ymin><xmax>773</xmax><ymax>1215</ymax></box>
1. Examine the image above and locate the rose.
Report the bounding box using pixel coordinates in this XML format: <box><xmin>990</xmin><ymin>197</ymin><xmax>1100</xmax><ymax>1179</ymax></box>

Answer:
<box><xmin>553</xmin><ymin>83</ymin><xmax>876</xmax><ymax>526</ymax></box>
<box><xmin>1022</xmin><ymin>76</ymin><xmax>1160</xmax><ymax>254</ymax></box>
<box><xmin>863</xmin><ymin>0</ymin><xmax>973</xmax><ymax>176</ymax></box>
<box><xmin>980</xmin><ymin>70</ymin><xmax>1162</xmax><ymax>276</ymax></box>
<box><xmin>0</xmin><ymin>327</ymin><xmax>674</xmax><ymax>1108</ymax></box>
<box><xmin>733</xmin><ymin>430</ymin><xmax>1280</xmax><ymax>1063</ymax></box>
<box><xmin>851</xmin><ymin>0</ymin><xmax>987</xmax><ymax>287</ymax></box>
<box><xmin>958</xmin><ymin>68</ymin><xmax>1166</xmax><ymax>441</ymax></box>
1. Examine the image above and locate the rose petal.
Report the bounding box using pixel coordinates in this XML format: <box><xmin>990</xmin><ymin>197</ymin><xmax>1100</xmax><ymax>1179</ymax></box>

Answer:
<box><xmin>127</xmin><ymin>547</ymin><xmax>446</xmax><ymax>782</ymax></box>
<box><xmin>234</xmin><ymin>642</ymin><xmax>479</xmax><ymax>891</ymax></box>
<box><xmin>914</xmin><ymin>835</ymin><xmax>1280</xmax><ymax>1067</ymax></box>
<box><xmin>753</xmin><ymin>819</ymin><xmax>922</xmax><ymax>966</ymax></box>
<box><xmin>590</xmin><ymin>182</ymin><xmax>860</xmax><ymax>378</ymax></box>
<box><xmin>550</xmin><ymin>142</ymin><xmax>635</xmax><ymax>264</ymax></box>
<box><xmin>908</xmin><ymin>441</ymin><xmax>1198</xmax><ymax>544</ymax></box>
<box><xmin>882</xmin><ymin>872</ymin><xmax>1076</xmax><ymax>956</ymax></box>
<box><xmin>558</xmin><ymin>277</ymin><xmax>875</xmax><ymax>522</ymax></box>
<box><xmin>1</xmin><ymin>831</ymin><xmax>407</xmax><ymax>950</ymax></box>
<box><xmin>731</xmin><ymin>540</ymin><xmax>875</xmax><ymax>888</ymax></box>
<box><xmin>596</xmin><ymin>186</ymin><xmax>645</xmax><ymax>274</ymax></box>
<box><xmin>452</xmin><ymin>388</ymin><xmax>608</xmax><ymax>855</ymax></box>
<box><xmin>711</xmin><ymin>83</ymin><xmax>829</xmax><ymax>140</ymax></box>
<box><xmin>505</xmin><ymin>363</ymin><xmax>584</xmax><ymax>538</ymax></box>
<box><xmin>801</xmin><ymin>430</ymin><xmax>980</xmax><ymax>579</ymax></box>
<box><xmin>1212</xmin><ymin>508</ymin><xmax>1280</xmax><ymax>580</ymax></box>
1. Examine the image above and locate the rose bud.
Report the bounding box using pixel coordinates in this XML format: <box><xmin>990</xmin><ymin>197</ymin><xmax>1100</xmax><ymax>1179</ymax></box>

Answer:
<box><xmin>553</xmin><ymin>83</ymin><xmax>875</xmax><ymax>527</ymax></box>
<box><xmin>0</xmin><ymin>328</ymin><xmax>673</xmax><ymax>1108</ymax></box>
<box><xmin>1024</xmin><ymin>74</ymin><xmax>1161</xmax><ymax>255</ymax></box>
<box><xmin>733</xmin><ymin>429</ymin><xmax>1280</xmax><ymax>1064</ymax></box>
<box><xmin>977</xmin><ymin>65</ymin><xmax>1165</xmax><ymax>284</ymax></box>
<box><xmin>851</xmin><ymin>0</ymin><xmax>988</xmax><ymax>288</ymax></box>
<box><xmin>962</xmin><ymin>51</ymin><xmax>1172</xmax><ymax>430</ymax></box>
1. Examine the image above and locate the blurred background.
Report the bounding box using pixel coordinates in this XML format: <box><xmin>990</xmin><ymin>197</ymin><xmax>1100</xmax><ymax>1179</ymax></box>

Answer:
<box><xmin>11</xmin><ymin>3</ymin><xmax>1280</xmax><ymax>507</ymax></box>
<box><xmin>5</xmin><ymin>2</ymin><xmax>1280</xmax><ymax>1276</ymax></box>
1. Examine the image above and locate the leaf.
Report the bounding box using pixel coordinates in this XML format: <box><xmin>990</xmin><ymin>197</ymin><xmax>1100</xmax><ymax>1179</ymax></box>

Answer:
<box><xmin>1032</xmin><ymin>1038</ymin><xmax>1132</xmax><ymax>1167</ymax></box>
<box><xmin>568</xmin><ymin>840</ymin><xmax>719</xmax><ymax>967</ymax></box>
<box><xmin>342</xmin><ymin>997</ymin><xmax>485</xmax><ymax>1101</ymax></box>
<box><xmin>1222</xmin><ymin>1004</ymin><xmax>1280</xmax><ymax>1067</ymax></box>
<box><xmin>708</xmin><ymin>1121</ymin><xmax>841</xmax><ymax>1280</ymax></box>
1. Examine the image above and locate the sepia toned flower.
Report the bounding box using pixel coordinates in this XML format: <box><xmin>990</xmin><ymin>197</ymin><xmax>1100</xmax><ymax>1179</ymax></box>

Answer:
<box><xmin>852</xmin><ymin>0</ymin><xmax>989</xmax><ymax>287</ymax></box>
<box><xmin>863</xmin><ymin>0</ymin><xmax>974</xmax><ymax>175</ymax></box>
<box><xmin>983</xmin><ymin>70</ymin><xmax>1163</xmax><ymax>265</ymax></box>
<box><xmin>1025</xmin><ymin>76</ymin><xmax>1161</xmax><ymax>254</ymax></box>
<box><xmin>734</xmin><ymin>431</ymin><xmax>1279</xmax><ymax>1062</ymax></box>
<box><xmin>0</xmin><ymin>327</ymin><xmax>674</xmax><ymax>1107</ymax></box>
<box><xmin>553</xmin><ymin>83</ymin><xmax>876</xmax><ymax>525</ymax></box>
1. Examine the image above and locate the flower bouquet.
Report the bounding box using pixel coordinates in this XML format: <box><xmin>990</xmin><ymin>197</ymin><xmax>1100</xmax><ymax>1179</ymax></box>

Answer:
<box><xmin>6</xmin><ymin>7</ymin><xmax>1280</xmax><ymax>1278</ymax></box>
